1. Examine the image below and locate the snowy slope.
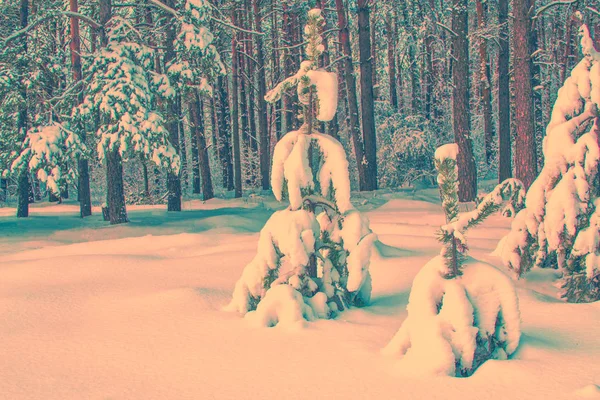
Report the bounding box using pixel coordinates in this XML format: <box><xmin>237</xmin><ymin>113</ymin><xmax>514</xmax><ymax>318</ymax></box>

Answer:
<box><xmin>1</xmin><ymin>193</ymin><xmax>599</xmax><ymax>399</ymax></box>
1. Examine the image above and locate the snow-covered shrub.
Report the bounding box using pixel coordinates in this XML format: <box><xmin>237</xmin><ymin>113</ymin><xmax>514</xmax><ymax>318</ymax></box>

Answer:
<box><xmin>376</xmin><ymin>106</ymin><xmax>438</xmax><ymax>188</ymax></box>
<box><xmin>226</xmin><ymin>9</ymin><xmax>376</xmax><ymax>327</ymax></box>
<box><xmin>495</xmin><ymin>24</ymin><xmax>600</xmax><ymax>303</ymax></box>
<box><xmin>383</xmin><ymin>144</ymin><xmax>524</xmax><ymax>377</ymax></box>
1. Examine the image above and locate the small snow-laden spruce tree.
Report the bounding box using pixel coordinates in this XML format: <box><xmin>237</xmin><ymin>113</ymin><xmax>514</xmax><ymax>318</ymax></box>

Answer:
<box><xmin>383</xmin><ymin>144</ymin><xmax>524</xmax><ymax>377</ymax></box>
<box><xmin>495</xmin><ymin>23</ymin><xmax>600</xmax><ymax>303</ymax></box>
<box><xmin>225</xmin><ymin>9</ymin><xmax>376</xmax><ymax>328</ymax></box>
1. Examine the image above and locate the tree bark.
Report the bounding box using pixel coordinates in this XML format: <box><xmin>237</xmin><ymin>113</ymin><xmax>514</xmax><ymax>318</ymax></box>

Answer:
<box><xmin>513</xmin><ymin>0</ymin><xmax>537</xmax><ymax>189</ymax></box>
<box><xmin>357</xmin><ymin>0</ymin><xmax>378</xmax><ymax>190</ymax></box>
<box><xmin>70</xmin><ymin>0</ymin><xmax>92</xmax><ymax>217</ymax></box>
<box><xmin>231</xmin><ymin>7</ymin><xmax>243</xmax><ymax>198</ymax></box>
<box><xmin>253</xmin><ymin>0</ymin><xmax>270</xmax><ymax>190</ymax></box>
<box><xmin>498</xmin><ymin>0</ymin><xmax>511</xmax><ymax>182</ymax></box>
<box><xmin>191</xmin><ymin>125</ymin><xmax>201</xmax><ymax>194</ymax></box>
<box><xmin>476</xmin><ymin>0</ymin><xmax>494</xmax><ymax>165</ymax></box>
<box><xmin>163</xmin><ymin>0</ymin><xmax>182</xmax><ymax>211</ymax></box>
<box><xmin>336</xmin><ymin>0</ymin><xmax>367</xmax><ymax>191</ymax></box>
<box><xmin>386</xmin><ymin>13</ymin><xmax>398</xmax><ymax>110</ymax></box>
<box><xmin>16</xmin><ymin>0</ymin><xmax>29</xmax><ymax>218</ymax></box>
<box><xmin>189</xmin><ymin>93</ymin><xmax>214</xmax><ymax>201</ymax></box>
<box><xmin>216</xmin><ymin>76</ymin><xmax>234</xmax><ymax>190</ymax></box>
<box><xmin>452</xmin><ymin>0</ymin><xmax>477</xmax><ymax>202</ymax></box>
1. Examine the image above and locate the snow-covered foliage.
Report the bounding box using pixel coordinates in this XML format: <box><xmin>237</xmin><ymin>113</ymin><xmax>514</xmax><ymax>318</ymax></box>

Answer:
<box><xmin>168</xmin><ymin>0</ymin><xmax>225</xmax><ymax>94</ymax></box>
<box><xmin>10</xmin><ymin>124</ymin><xmax>85</xmax><ymax>194</ymax></box>
<box><xmin>383</xmin><ymin>256</ymin><xmax>521</xmax><ymax>377</ymax></box>
<box><xmin>383</xmin><ymin>144</ymin><xmax>523</xmax><ymax>377</ymax></box>
<box><xmin>226</xmin><ymin>8</ymin><xmax>375</xmax><ymax>327</ymax></box>
<box><xmin>495</xmin><ymin>24</ymin><xmax>600</xmax><ymax>302</ymax></box>
<box><xmin>75</xmin><ymin>21</ymin><xmax>180</xmax><ymax>172</ymax></box>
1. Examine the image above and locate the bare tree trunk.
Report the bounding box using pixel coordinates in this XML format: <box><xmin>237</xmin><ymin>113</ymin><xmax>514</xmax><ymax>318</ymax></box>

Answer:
<box><xmin>270</xmin><ymin>0</ymin><xmax>282</xmax><ymax>141</ymax></box>
<box><xmin>231</xmin><ymin>7</ymin><xmax>243</xmax><ymax>198</ymax></box>
<box><xmin>16</xmin><ymin>0</ymin><xmax>29</xmax><ymax>218</ymax></box>
<box><xmin>498</xmin><ymin>0</ymin><xmax>511</xmax><ymax>182</ymax></box>
<box><xmin>513</xmin><ymin>0</ymin><xmax>537</xmax><ymax>189</ymax></box>
<box><xmin>336</xmin><ymin>0</ymin><xmax>367</xmax><ymax>191</ymax></box>
<box><xmin>357</xmin><ymin>0</ymin><xmax>378</xmax><ymax>190</ymax></box>
<box><xmin>191</xmin><ymin>126</ymin><xmax>201</xmax><ymax>194</ymax></box>
<box><xmin>370</xmin><ymin>4</ymin><xmax>378</xmax><ymax>98</ymax></box>
<box><xmin>452</xmin><ymin>0</ymin><xmax>477</xmax><ymax>202</ymax></box>
<box><xmin>476</xmin><ymin>0</ymin><xmax>494</xmax><ymax>165</ymax></box>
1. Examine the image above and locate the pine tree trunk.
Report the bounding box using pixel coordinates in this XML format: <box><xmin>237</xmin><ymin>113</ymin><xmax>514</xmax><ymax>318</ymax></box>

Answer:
<box><xmin>476</xmin><ymin>0</ymin><xmax>494</xmax><ymax>165</ymax></box>
<box><xmin>513</xmin><ymin>0</ymin><xmax>537</xmax><ymax>189</ymax></box>
<box><xmin>191</xmin><ymin>124</ymin><xmax>201</xmax><ymax>195</ymax></box>
<box><xmin>189</xmin><ymin>93</ymin><xmax>214</xmax><ymax>201</ymax></box>
<box><xmin>270</xmin><ymin>0</ymin><xmax>282</xmax><ymax>141</ymax></box>
<box><xmin>142</xmin><ymin>157</ymin><xmax>151</xmax><ymax>197</ymax></box>
<box><xmin>370</xmin><ymin>5</ymin><xmax>378</xmax><ymax>98</ymax></box>
<box><xmin>282</xmin><ymin>3</ymin><xmax>295</xmax><ymax>134</ymax></box>
<box><xmin>231</xmin><ymin>8</ymin><xmax>243</xmax><ymax>198</ymax></box>
<box><xmin>216</xmin><ymin>76</ymin><xmax>234</xmax><ymax>190</ymax></box>
<box><xmin>357</xmin><ymin>0</ymin><xmax>378</xmax><ymax>191</ymax></box>
<box><xmin>164</xmin><ymin>1</ymin><xmax>182</xmax><ymax>211</ymax></box>
<box><xmin>70</xmin><ymin>0</ymin><xmax>92</xmax><ymax>217</ymax></box>
<box><xmin>253</xmin><ymin>0</ymin><xmax>270</xmax><ymax>190</ymax></box>
<box><xmin>336</xmin><ymin>0</ymin><xmax>368</xmax><ymax>191</ymax></box>
<box><xmin>386</xmin><ymin>13</ymin><xmax>398</xmax><ymax>110</ymax></box>
<box><xmin>16</xmin><ymin>0</ymin><xmax>29</xmax><ymax>218</ymax></box>
<box><xmin>178</xmin><ymin>96</ymin><xmax>188</xmax><ymax>193</ymax></box>
<box><xmin>424</xmin><ymin>2</ymin><xmax>435</xmax><ymax>120</ymax></box>
<box><xmin>452</xmin><ymin>0</ymin><xmax>477</xmax><ymax>202</ymax></box>
<box><xmin>106</xmin><ymin>147</ymin><xmax>128</xmax><ymax>224</ymax></box>
<box><xmin>498</xmin><ymin>0</ymin><xmax>512</xmax><ymax>182</ymax></box>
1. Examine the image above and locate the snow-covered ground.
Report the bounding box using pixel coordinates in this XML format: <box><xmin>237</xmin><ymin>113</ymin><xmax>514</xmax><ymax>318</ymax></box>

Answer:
<box><xmin>1</xmin><ymin>191</ymin><xmax>599</xmax><ymax>399</ymax></box>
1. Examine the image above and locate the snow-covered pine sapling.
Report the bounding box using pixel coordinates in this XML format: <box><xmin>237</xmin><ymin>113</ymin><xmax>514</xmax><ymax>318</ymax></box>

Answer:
<box><xmin>382</xmin><ymin>144</ymin><xmax>523</xmax><ymax>377</ymax></box>
<box><xmin>495</xmin><ymin>22</ymin><xmax>600</xmax><ymax>302</ymax></box>
<box><xmin>435</xmin><ymin>144</ymin><xmax>526</xmax><ymax>278</ymax></box>
<box><xmin>225</xmin><ymin>9</ymin><xmax>376</xmax><ymax>328</ymax></box>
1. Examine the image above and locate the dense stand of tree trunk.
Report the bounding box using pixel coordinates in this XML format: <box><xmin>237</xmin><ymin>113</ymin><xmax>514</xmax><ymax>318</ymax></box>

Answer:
<box><xmin>451</xmin><ymin>0</ymin><xmax>477</xmax><ymax>202</ymax></box>
<box><xmin>336</xmin><ymin>0</ymin><xmax>368</xmax><ymax>191</ymax></box>
<box><xmin>498</xmin><ymin>0</ymin><xmax>511</xmax><ymax>182</ymax></box>
<box><xmin>189</xmin><ymin>93</ymin><xmax>214</xmax><ymax>201</ymax></box>
<box><xmin>513</xmin><ymin>0</ymin><xmax>538</xmax><ymax>190</ymax></box>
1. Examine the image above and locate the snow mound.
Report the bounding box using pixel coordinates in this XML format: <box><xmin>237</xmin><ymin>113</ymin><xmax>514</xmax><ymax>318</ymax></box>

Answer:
<box><xmin>383</xmin><ymin>256</ymin><xmax>521</xmax><ymax>377</ymax></box>
<box><xmin>575</xmin><ymin>384</ymin><xmax>600</xmax><ymax>398</ymax></box>
<box><xmin>245</xmin><ymin>285</ymin><xmax>316</xmax><ymax>329</ymax></box>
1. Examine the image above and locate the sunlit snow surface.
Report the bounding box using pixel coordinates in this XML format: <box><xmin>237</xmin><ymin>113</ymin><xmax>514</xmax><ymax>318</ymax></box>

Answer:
<box><xmin>1</xmin><ymin>190</ymin><xmax>599</xmax><ymax>399</ymax></box>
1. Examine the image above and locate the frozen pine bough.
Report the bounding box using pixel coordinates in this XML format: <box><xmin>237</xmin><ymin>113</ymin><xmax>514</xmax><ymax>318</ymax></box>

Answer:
<box><xmin>383</xmin><ymin>144</ymin><xmax>524</xmax><ymax>377</ymax></box>
<box><xmin>225</xmin><ymin>9</ymin><xmax>376</xmax><ymax>328</ymax></box>
<box><xmin>495</xmin><ymin>23</ymin><xmax>600</xmax><ymax>302</ymax></box>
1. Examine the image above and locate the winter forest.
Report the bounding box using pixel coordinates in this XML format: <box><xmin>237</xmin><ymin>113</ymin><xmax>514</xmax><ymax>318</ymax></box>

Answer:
<box><xmin>1</xmin><ymin>0</ymin><xmax>600</xmax><ymax>398</ymax></box>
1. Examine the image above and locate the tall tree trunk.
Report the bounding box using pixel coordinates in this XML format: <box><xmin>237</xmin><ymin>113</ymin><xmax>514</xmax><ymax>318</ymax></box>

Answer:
<box><xmin>164</xmin><ymin>1</ymin><xmax>182</xmax><ymax>211</ymax></box>
<box><xmin>142</xmin><ymin>156</ymin><xmax>151</xmax><ymax>196</ymax></box>
<box><xmin>191</xmin><ymin>126</ymin><xmax>201</xmax><ymax>194</ymax></box>
<box><xmin>336</xmin><ymin>0</ymin><xmax>367</xmax><ymax>191</ymax></box>
<box><xmin>386</xmin><ymin>13</ymin><xmax>398</xmax><ymax>110</ymax></box>
<box><xmin>100</xmin><ymin>0</ymin><xmax>127</xmax><ymax>224</ymax></box>
<box><xmin>216</xmin><ymin>76</ymin><xmax>234</xmax><ymax>190</ymax></box>
<box><xmin>270</xmin><ymin>0</ymin><xmax>282</xmax><ymax>141</ymax></box>
<box><xmin>178</xmin><ymin>96</ymin><xmax>188</xmax><ymax>192</ymax></box>
<box><xmin>498</xmin><ymin>0</ymin><xmax>511</xmax><ymax>182</ymax></box>
<box><xmin>452</xmin><ymin>0</ymin><xmax>477</xmax><ymax>201</ymax></box>
<box><xmin>16</xmin><ymin>0</ymin><xmax>29</xmax><ymax>218</ymax></box>
<box><xmin>370</xmin><ymin>4</ymin><xmax>378</xmax><ymax>98</ymax></box>
<box><xmin>189</xmin><ymin>93</ymin><xmax>214</xmax><ymax>201</ymax></box>
<box><xmin>70</xmin><ymin>0</ymin><xmax>92</xmax><ymax>217</ymax></box>
<box><xmin>513</xmin><ymin>0</ymin><xmax>537</xmax><ymax>189</ymax></box>
<box><xmin>231</xmin><ymin>7</ymin><xmax>243</xmax><ymax>198</ymax></box>
<box><xmin>476</xmin><ymin>0</ymin><xmax>494</xmax><ymax>165</ymax></box>
<box><xmin>282</xmin><ymin>3</ymin><xmax>294</xmax><ymax>134</ymax></box>
<box><xmin>357</xmin><ymin>0</ymin><xmax>378</xmax><ymax>191</ymax></box>
<box><xmin>253</xmin><ymin>0</ymin><xmax>270</xmax><ymax>190</ymax></box>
